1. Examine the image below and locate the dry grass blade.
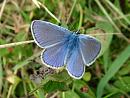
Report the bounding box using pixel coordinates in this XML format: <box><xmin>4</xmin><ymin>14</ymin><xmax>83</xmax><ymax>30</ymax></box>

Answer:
<box><xmin>0</xmin><ymin>40</ymin><xmax>34</xmax><ymax>49</ymax></box>
<box><xmin>0</xmin><ymin>0</ymin><xmax>7</xmax><ymax>20</ymax></box>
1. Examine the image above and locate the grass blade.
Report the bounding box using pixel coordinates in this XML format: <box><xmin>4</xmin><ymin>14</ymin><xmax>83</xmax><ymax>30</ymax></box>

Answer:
<box><xmin>95</xmin><ymin>0</ymin><xmax>130</xmax><ymax>43</ymax></box>
<box><xmin>13</xmin><ymin>51</ymin><xmax>41</xmax><ymax>71</ymax></box>
<box><xmin>78</xmin><ymin>4</ymin><xmax>83</xmax><ymax>30</ymax></box>
<box><xmin>105</xmin><ymin>0</ymin><xmax>130</xmax><ymax>24</ymax></box>
<box><xmin>66</xmin><ymin>0</ymin><xmax>78</xmax><ymax>24</ymax></box>
<box><xmin>38</xmin><ymin>1</ymin><xmax>60</xmax><ymax>23</ymax></box>
<box><xmin>0</xmin><ymin>57</ymin><xmax>3</xmax><ymax>93</ymax></box>
<box><xmin>97</xmin><ymin>45</ymin><xmax>130</xmax><ymax>98</ymax></box>
<box><xmin>0</xmin><ymin>40</ymin><xmax>34</xmax><ymax>49</ymax></box>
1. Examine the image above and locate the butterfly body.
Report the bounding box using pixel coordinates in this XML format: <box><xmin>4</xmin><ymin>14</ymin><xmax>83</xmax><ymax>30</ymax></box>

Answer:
<box><xmin>31</xmin><ymin>20</ymin><xmax>101</xmax><ymax>79</ymax></box>
<box><xmin>65</xmin><ymin>33</ymin><xmax>79</xmax><ymax>62</ymax></box>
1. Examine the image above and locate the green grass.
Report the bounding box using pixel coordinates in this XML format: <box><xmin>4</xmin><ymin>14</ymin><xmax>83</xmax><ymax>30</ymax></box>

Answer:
<box><xmin>0</xmin><ymin>0</ymin><xmax>130</xmax><ymax>98</ymax></box>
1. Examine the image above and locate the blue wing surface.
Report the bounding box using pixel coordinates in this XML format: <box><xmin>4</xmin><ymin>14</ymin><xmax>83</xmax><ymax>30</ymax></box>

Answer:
<box><xmin>31</xmin><ymin>20</ymin><xmax>72</xmax><ymax>48</ymax></box>
<box><xmin>41</xmin><ymin>41</ymin><xmax>68</xmax><ymax>68</ymax></box>
<box><xmin>79</xmin><ymin>34</ymin><xmax>101</xmax><ymax>66</ymax></box>
<box><xmin>66</xmin><ymin>45</ymin><xmax>85</xmax><ymax>79</ymax></box>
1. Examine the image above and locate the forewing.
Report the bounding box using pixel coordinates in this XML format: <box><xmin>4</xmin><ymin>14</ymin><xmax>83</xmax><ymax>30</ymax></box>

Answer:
<box><xmin>79</xmin><ymin>35</ymin><xmax>101</xmax><ymax>66</ymax></box>
<box><xmin>41</xmin><ymin>42</ymin><xmax>68</xmax><ymax>68</ymax></box>
<box><xmin>66</xmin><ymin>47</ymin><xmax>85</xmax><ymax>79</ymax></box>
<box><xmin>31</xmin><ymin>20</ymin><xmax>71</xmax><ymax>48</ymax></box>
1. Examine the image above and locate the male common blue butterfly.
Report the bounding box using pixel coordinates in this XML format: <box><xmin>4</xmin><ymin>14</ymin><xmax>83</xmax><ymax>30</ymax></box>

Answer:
<box><xmin>31</xmin><ymin>20</ymin><xmax>101</xmax><ymax>79</ymax></box>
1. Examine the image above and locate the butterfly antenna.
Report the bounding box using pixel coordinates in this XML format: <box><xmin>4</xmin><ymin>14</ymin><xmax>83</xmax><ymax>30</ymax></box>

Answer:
<box><xmin>76</xmin><ymin>30</ymin><xmax>80</xmax><ymax>34</ymax></box>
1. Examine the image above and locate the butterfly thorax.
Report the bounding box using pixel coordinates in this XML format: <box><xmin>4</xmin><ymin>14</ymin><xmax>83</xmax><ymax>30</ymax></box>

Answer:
<box><xmin>68</xmin><ymin>33</ymin><xmax>79</xmax><ymax>49</ymax></box>
<box><xmin>65</xmin><ymin>33</ymin><xmax>79</xmax><ymax>60</ymax></box>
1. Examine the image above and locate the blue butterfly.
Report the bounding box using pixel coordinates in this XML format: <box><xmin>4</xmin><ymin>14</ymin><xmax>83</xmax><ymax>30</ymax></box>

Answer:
<box><xmin>31</xmin><ymin>20</ymin><xmax>101</xmax><ymax>79</ymax></box>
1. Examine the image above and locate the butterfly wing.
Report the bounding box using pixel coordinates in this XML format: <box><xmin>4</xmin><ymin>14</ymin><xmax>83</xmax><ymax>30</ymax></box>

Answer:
<box><xmin>79</xmin><ymin>34</ymin><xmax>101</xmax><ymax>66</ymax></box>
<box><xmin>66</xmin><ymin>46</ymin><xmax>85</xmax><ymax>79</ymax></box>
<box><xmin>31</xmin><ymin>20</ymin><xmax>71</xmax><ymax>48</ymax></box>
<box><xmin>41</xmin><ymin>41</ymin><xmax>68</xmax><ymax>68</ymax></box>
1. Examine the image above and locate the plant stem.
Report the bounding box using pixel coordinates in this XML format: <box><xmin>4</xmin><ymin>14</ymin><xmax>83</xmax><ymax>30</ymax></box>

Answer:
<box><xmin>0</xmin><ymin>40</ymin><xmax>34</xmax><ymax>49</ymax></box>
<box><xmin>66</xmin><ymin>0</ymin><xmax>78</xmax><ymax>24</ymax></box>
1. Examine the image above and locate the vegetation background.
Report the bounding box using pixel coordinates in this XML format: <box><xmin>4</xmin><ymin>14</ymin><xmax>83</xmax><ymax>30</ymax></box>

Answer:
<box><xmin>0</xmin><ymin>0</ymin><xmax>130</xmax><ymax>98</ymax></box>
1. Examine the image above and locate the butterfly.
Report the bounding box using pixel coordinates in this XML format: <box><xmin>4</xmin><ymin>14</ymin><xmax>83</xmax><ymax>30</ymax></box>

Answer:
<box><xmin>31</xmin><ymin>20</ymin><xmax>101</xmax><ymax>79</ymax></box>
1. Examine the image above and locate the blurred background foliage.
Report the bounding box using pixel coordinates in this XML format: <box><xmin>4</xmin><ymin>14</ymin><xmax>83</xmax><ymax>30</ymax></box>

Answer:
<box><xmin>0</xmin><ymin>0</ymin><xmax>130</xmax><ymax>98</ymax></box>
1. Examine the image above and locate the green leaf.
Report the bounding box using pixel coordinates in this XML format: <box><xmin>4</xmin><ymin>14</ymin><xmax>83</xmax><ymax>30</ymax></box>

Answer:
<box><xmin>118</xmin><ymin>64</ymin><xmax>130</xmax><ymax>75</ymax></box>
<box><xmin>13</xmin><ymin>60</ymin><xmax>30</xmax><ymax>71</ymax></box>
<box><xmin>96</xmin><ymin>21</ymin><xmax>114</xmax><ymax>33</ymax></box>
<box><xmin>13</xmin><ymin>52</ymin><xmax>41</xmax><ymax>71</ymax></box>
<box><xmin>15</xmin><ymin>32</ymin><xmax>27</xmax><ymax>41</ymax></box>
<box><xmin>73</xmin><ymin>80</ymin><xmax>86</xmax><ymax>90</ymax></box>
<box><xmin>0</xmin><ymin>39</ymin><xmax>9</xmax><ymax>56</ymax></box>
<box><xmin>73</xmin><ymin>80</ymin><xmax>96</xmax><ymax>98</ymax></box>
<box><xmin>14</xmin><ymin>81</ymin><xmax>24</xmax><ymax>97</ymax></box>
<box><xmin>22</xmin><ymin>45</ymin><xmax>33</xmax><ymax>57</ymax></box>
<box><xmin>97</xmin><ymin>45</ymin><xmax>130</xmax><ymax>98</ymax></box>
<box><xmin>82</xmin><ymin>72</ymin><xmax>91</xmax><ymax>82</ymax></box>
<box><xmin>104</xmin><ymin>84</ymin><xmax>127</xmax><ymax>98</ymax></box>
<box><xmin>7</xmin><ymin>75</ymin><xmax>22</xmax><ymax>96</ymax></box>
<box><xmin>37</xmin><ymin>89</ymin><xmax>45</xmax><ymax>98</ymax></box>
<box><xmin>42</xmin><ymin>81</ymin><xmax>68</xmax><ymax>93</ymax></box>
<box><xmin>21</xmin><ymin>11</ymin><xmax>30</xmax><ymax>22</ymax></box>
<box><xmin>103</xmin><ymin>49</ymin><xmax>111</xmax><ymax>73</ymax></box>
<box><xmin>0</xmin><ymin>57</ymin><xmax>3</xmax><ymax>92</ymax></box>
<box><xmin>64</xmin><ymin>90</ymin><xmax>80</xmax><ymax>98</ymax></box>
<box><xmin>114</xmin><ymin>76</ymin><xmax>130</xmax><ymax>92</ymax></box>
<box><xmin>0</xmin><ymin>48</ymin><xmax>9</xmax><ymax>57</ymax></box>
